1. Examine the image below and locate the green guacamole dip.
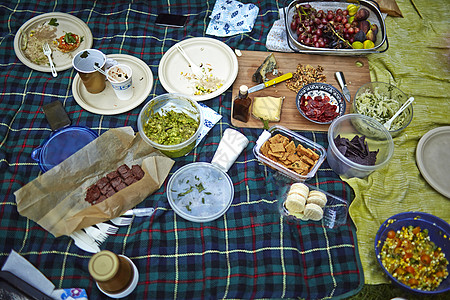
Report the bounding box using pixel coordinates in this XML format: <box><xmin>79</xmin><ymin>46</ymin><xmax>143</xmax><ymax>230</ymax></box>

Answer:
<box><xmin>143</xmin><ymin>110</ymin><xmax>199</xmax><ymax>145</ymax></box>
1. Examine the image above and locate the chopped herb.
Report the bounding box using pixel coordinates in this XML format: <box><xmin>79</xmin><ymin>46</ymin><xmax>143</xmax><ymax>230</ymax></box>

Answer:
<box><xmin>64</xmin><ymin>32</ymin><xmax>77</xmax><ymax>44</ymax></box>
<box><xmin>49</xmin><ymin>18</ymin><xmax>59</xmax><ymax>26</ymax></box>
<box><xmin>202</xmin><ymin>198</ymin><xmax>205</xmax><ymax>204</ymax></box>
<box><xmin>177</xmin><ymin>186</ymin><xmax>193</xmax><ymax>197</ymax></box>
<box><xmin>195</xmin><ymin>175</ymin><xmax>200</xmax><ymax>181</ymax></box>
<box><xmin>80</xmin><ymin>51</ymin><xmax>89</xmax><ymax>58</ymax></box>
<box><xmin>185</xmin><ymin>205</ymin><xmax>191</xmax><ymax>211</ymax></box>
<box><xmin>204</xmin><ymin>192</ymin><xmax>211</xmax><ymax>195</ymax></box>
<box><xmin>195</xmin><ymin>183</ymin><xmax>205</xmax><ymax>193</ymax></box>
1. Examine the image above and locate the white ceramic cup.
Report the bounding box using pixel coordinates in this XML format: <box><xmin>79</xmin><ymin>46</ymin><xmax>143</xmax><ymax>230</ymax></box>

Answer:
<box><xmin>96</xmin><ymin>255</ymin><xmax>139</xmax><ymax>298</ymax></box>
<box><xmin>107</xmin><ymin>64</ymin><xmax>133</xmax><ymax>100</ymax></box>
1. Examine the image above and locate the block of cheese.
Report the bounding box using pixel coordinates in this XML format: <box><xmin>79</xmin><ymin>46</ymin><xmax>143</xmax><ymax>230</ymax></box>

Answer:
<box><xmin>252</xmin><ymin>96</ymin><xmax>284</xmax><ymax>122</ymax></box>
<box><xmin>252</xmin><ymin>53</ymin><xmax>277</xmax><ymax>83</ymax></box>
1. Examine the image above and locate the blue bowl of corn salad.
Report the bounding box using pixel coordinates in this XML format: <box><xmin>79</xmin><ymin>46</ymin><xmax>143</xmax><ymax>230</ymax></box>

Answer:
<box><xmin>375</xmin><ymin>212</ymin><xmax>450</xmax><ymax>294</ymax></box>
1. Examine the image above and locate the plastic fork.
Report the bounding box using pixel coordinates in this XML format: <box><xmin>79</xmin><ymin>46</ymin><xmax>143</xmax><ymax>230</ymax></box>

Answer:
<box><xmin>96</xmin><ymin>222</ymin><xmax>119</xmax><ymax>235</ymax></box>
<box><xmin>110</xmin><ymin>216</ymin><xmax>133</xmax><ymax>226</ymax></box>
<box><xmin>42</xmin><ymin>42</ymin><xmax>57</xmax><ymax>77</ymax></box>
<box><xmin>383</xmin><ymin>97</ymin><xmax>415</xmax><ymax>130</ymax></box>
<box><xmin>83</xmin><ymin>226</ymin><xmax>109</xmax><ymax>245</ymax></box>
<box><xmin>70</xmin><ymin>230</ymin><xmax>100</xmax><ymax>253</ymax></box>
<box><xmin>175</xmin><ymin>44</ymin><xmax>203</xmax><ymax>78</ymax></box>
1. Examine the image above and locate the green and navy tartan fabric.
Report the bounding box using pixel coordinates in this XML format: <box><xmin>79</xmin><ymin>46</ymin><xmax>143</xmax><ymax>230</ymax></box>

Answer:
<box><xmin>0</xmin><ymin>1</ymin><xmax>363</xmax><ymax>299</ymax></box>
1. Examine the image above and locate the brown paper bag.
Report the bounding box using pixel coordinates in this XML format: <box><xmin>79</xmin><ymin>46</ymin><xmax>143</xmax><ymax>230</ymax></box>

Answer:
<box><xmin>14</xmin><ymin>126</ymin><xmax>175</xmax><ymax>237</ymax></box>
<box><xmin>375</xmin><ymin>0</ymin><xmax>403</xmax><ymax>17</ymax></box>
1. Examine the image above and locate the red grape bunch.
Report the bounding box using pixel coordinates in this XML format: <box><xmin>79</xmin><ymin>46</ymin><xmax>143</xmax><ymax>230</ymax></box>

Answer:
<box><xmin>290</xmin><ymin>4</ymin><xmax>376</xmax><ymax>49</ymax></box>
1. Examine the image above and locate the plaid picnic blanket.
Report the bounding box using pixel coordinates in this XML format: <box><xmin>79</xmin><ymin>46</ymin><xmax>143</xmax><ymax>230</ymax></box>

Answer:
<box><xmin>0</xmin><ymin>1</ymin><xmax>363</xmax><ymax>299</ymax></box>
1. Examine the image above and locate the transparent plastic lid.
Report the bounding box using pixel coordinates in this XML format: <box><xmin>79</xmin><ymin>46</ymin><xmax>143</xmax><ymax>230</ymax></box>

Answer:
<box><xmin>167</xmin><ymin>162</ymin><xmax>234</xmax><ymax>223</ymax></box>
<box><xmin>32</xmin><ymin>126</ymin><xmax>98</xmax><ymax>172</ymax></box>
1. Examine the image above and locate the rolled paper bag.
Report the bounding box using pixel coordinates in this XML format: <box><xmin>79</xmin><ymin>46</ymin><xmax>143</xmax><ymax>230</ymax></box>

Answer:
<box><xmin>211</xmin><ymin>128</ymin><xmax>249</xmax><ymax>172</ymax></box>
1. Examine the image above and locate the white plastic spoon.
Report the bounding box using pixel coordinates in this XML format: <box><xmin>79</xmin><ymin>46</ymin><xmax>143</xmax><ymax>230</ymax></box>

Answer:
<box><xmin>384</xmin><ymin>97</ymin><xmax>415</xmax><ymax>130</ymax></box>
<box><xmin>93</xmin><ymin>65</ymin><xmax>119</xmax><ymax>83</ymax></box>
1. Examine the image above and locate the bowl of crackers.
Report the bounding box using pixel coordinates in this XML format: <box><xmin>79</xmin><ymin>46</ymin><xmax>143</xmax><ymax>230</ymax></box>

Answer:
<box><xmin>253</xmin><ymin>125</ymin><xmax>326</xmax><ymax>182</ymax></box>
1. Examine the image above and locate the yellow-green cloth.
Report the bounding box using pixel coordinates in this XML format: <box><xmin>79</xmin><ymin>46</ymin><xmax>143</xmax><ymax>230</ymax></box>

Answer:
<box><xmin>347</xmin><ymin>0</ymin><xmax>450</xmax><ymax>284</ymax></box>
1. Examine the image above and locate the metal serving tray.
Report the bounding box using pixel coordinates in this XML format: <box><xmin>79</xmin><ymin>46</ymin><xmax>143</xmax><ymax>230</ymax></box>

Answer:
<box><xmin>283</xmin><ymin>0</ymin><xmax>388</xmax><ymax>55</ymax></box>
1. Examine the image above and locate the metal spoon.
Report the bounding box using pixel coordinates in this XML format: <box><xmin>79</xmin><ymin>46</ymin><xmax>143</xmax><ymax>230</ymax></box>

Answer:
<box><xmin>383</xmin><ymin>97</ymin><xmax>415</xmax><ymax>130</ymax></box>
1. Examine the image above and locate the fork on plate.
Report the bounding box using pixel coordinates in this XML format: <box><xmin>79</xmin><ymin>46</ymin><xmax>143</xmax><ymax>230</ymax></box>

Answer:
<box><xmin>42</xmin><ymin>42</ymin><xmax>57</xmax><ymax>77</ymax></box>
<box><xmin>175</xmin><ymin>44</ymin><xmax>203</xmax><ymax>78</ymax></box>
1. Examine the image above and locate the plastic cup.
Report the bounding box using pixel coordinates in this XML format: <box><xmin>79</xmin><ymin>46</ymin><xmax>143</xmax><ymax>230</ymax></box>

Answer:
<box><xmin>327</xmin><ymin>114</ymin><xmax>394</xmax><ymax>179</ymax></box>
<box><xmin>72</xmin><ymin>49</ymin><xmax>106</xmax><ymax>94</ymax></box>
<box><xmin>107</xmin><ymin>64</ymin><xmax>133</xmax><ymax>100</ymax></box>
<box><xmin>211</xmin><ymin>128</ymin><xmax>249</xmax><ymax>172</ymax></box>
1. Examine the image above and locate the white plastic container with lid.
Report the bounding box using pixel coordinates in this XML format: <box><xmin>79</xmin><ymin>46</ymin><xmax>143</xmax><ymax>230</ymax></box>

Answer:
<box><xmin>167</xmin><ymin>128</ymin><xmax>249</xmax><ymax>223</ymax></box>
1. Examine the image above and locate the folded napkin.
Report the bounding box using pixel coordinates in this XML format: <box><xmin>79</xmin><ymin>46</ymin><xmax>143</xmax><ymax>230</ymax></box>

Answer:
<box><xmin>196</xmin><ymin>102</ymin><xmax>222</xmax><ymax>146</ymax></box>
<box><xmin>266</xmin><ymin>8</ymin><xmax>294</xmax><ymax>53</ymax></box>
<box><xmin>206</xmin><ymin>0</ymin><xmax>259</xmax><ymax>37</ymax></box>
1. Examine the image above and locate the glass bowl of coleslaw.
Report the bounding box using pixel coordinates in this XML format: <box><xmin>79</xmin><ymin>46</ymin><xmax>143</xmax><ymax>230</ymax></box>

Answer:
<box><xmin>353</xmin><ymin>82</ymin><xmax>413</xmax><ymax>137</ymax></box>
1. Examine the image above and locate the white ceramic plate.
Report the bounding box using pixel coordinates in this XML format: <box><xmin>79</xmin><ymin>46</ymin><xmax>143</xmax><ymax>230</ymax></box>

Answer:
<box><xmin>14</xmin><ymin>12</ymin><xmax>93</xmax><ymax>72</ymax></box>
<box><xmin>158</xmin><ymin>37</ymin><xmax>238</xmax><ymax>101</ymax></box>
<box><xmin>72</xmin><ymin>54</ymin><xmax>153</xmax><ymax>115</ymax></box>
<box><xmin>416</xmin><ymin>126</ymin><xmax>450</xmax><ymax>198</ymax></box>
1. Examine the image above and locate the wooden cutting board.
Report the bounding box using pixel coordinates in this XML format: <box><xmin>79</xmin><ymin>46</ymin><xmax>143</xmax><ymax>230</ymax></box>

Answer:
<box><xmin>231</xmin><ymin>50</ymin><xmax>370</xmax><ymax>131</ymax></box>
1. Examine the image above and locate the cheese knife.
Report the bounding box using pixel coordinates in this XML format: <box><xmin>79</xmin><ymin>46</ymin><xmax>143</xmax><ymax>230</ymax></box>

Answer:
<box><xmin>335</xmin><ymin>71</ymin><xmax>351</xmax><ymax>102</ymax></box>
<box><xmin>248</xmin><ymin>72</ymin><xmax>293</xmax><ymax>94</ymax></box>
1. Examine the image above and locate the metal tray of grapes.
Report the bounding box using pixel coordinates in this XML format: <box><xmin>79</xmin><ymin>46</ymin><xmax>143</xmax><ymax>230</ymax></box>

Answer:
<box><xmin>283</xmin><ymin>0</ymin><xmax>388</xmax><ymax>55</ymax></box>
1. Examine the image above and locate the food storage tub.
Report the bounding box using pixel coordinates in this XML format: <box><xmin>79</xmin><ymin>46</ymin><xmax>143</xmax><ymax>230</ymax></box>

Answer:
<box><xmin>327</xmin><ymin>114</ymin><xmax>394</xmax><ymax>178</ymax></box>
<box><xmin>253</xmin><ymin>125</ymin><xmax>326</xmax><ymax>182</ymax></box>
<box><xmin>278</xmin><ymin>183</ymin><xmax>348</xmax><ymax>228</ymax></box>
<box><xmin>283</xmin><ymin>0</ymin><xmax>388</xmax><ymax>55</ymax></box>
<box><xmin>137</xmin><ymin>93</ymin><xmax>204</xmax><ymax>158</ymax></box>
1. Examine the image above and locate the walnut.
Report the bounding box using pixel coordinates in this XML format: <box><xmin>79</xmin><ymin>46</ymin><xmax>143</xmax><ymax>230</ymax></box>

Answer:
<box><xmin>285</xmin><ymin>64</ymin><xmax>326</xmax><ymax>93</ymax></box>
